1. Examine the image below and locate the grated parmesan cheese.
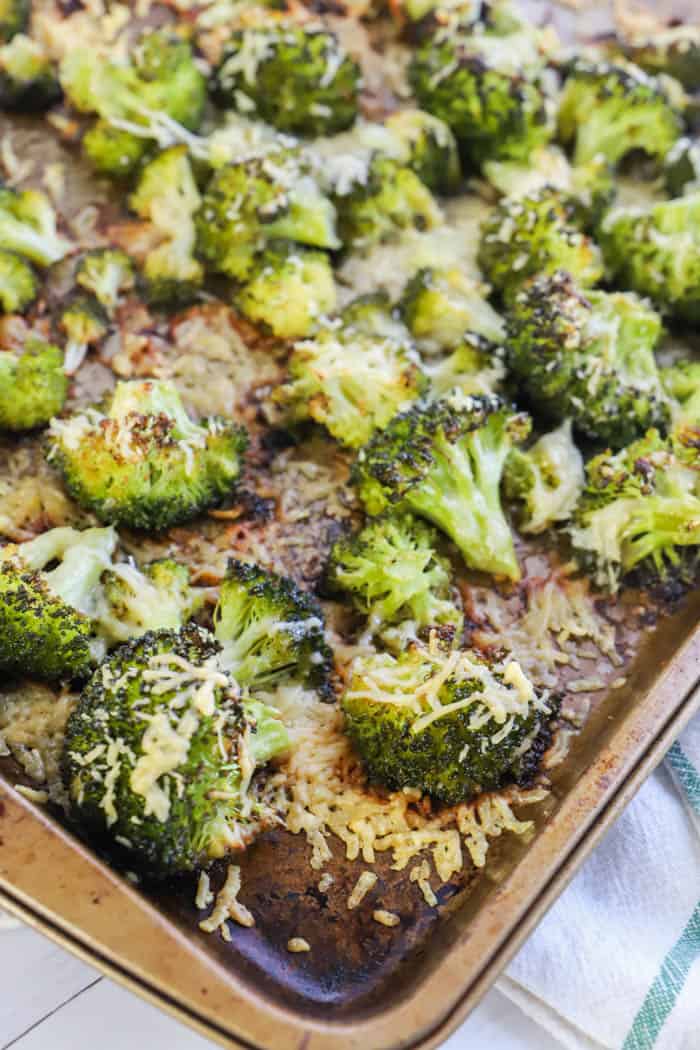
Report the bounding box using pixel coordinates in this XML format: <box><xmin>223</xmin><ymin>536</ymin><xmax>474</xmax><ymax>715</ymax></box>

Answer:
<box><xmin>347</xmin><ymin>870</ymin><xmax>378</xmax><ymax>910</ymax></box>
<box><xmin>199</xmin><ymin>864</ymin><xmax>255</xmax><ymax>936</ymax></box>
<box><xmin>287</xmin><ymin>937</ymin><xmax>311</xmax><ymax>953</ymax></box>
<box><xmin>373</xmin><ymin>909</ymin><xmax>400</xmax><ymax>927</ymax></box>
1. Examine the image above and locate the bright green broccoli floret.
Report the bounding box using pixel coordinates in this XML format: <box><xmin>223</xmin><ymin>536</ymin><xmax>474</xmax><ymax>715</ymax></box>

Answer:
<box><xmin>196</xmin><ymin>150</ymin><xmax>339</xmax><ymax>281</ymax></box>
<box><xmin>503</xmin><ymin>419</ymin><xmax>584</xmax><ymax>534</ymax></box>
<box><xmin>600</xmin><ymin>193</ymin><xmax>700</xmax><ymax>323</ymax></box>
<box><xmin>569</xmin><ymin>427</ymin><xmax>700</xmax><ymax>594</ymax></box>
<box><xmin>0</xmin><ymin>33</ymin><xmax>60</xmax><ymax>111</ymax></box>
<box><xmin>0</xmin><ymin>340</ymin><xmax>67</xmax><ymax>431</ymax></box>
<box><xmin>0</xmin><ymin>525</ymin><xmax>117</xmax><ymax>681</ymax></box>
<box><xmin>61</xmin><ymin>625</ymin><xmax>289</xmax><ymax>876</ymax></box>
<box><xmin>0</xmin><ymin>0</ymin><xmax>28</xmax><ymax>44</ymax></box>
<box><xmin>97</xmin><ymin>558</ymin><xmax>202</xmax><ymax>645</ymax></box>
<box><xmin>0</xmin><ymin>186</ymin><xmax>72</xmax><ymax>267</ymax></box>
<box><xmin>0</xmin><ymin>248</ymin><xmax>36</xmax><ymax>313</ymax></box>
<box><xmin>325</xmin><ymin>512</ymin><xmax>463</xmax><ymax>638</ymax></box>
<box><xmin>47</xmin><ymin>379</ymin><xmax>248</xmax><ymax>531</ymax></box>
<box><xmin>400</xmin><ymin>266</ymin><xmax>505</xmax><ymax>352</ymax></box>
<box><xmin>274</xmin><ymin>296</ymin><xmax>426</xmax><ymax>447</ymax></box>
<box><xmin>384</xmin><ymin>109</ymin><xmax>461</xmax><ymax>194</ymax></box>
<box><xmin>478</xmin><ymin>188</ymin><xmax>604</xmax><ymax>302</ymax></box>
<box><xmin>58</xmin><ymin>293</ymin><xmax>109</xmax><ymax>374</ymax></box>
<box><xmin>214</xmin><ymin>559</ymin><xmax>333</xmax><ymax>697</ymax></box>
<box><xmin>661</xmin><ymin>360</ymin><xmax>700</xmax><ymax>426</ymax></box>
<box><xmin>664</xmin><ymin>137</ymin><xmax>700</xmax><ymax>197</ymax></box>
<box><xmin>212</xmin><ymin>23</ymin><xmax>360</xmax><ymax>137</ymax></box>
<box><xmin>76</xmin><ymin>248</ymin><xmax>135</xmax><ymax>313</ymax></box>
<box><xmin>506</xmin><ymin>271</ymin><xmax>669</xmax><ymax>448</ymax></box>
<box><xmin>342</xmin><ymin>643</ymin><xmax>551</xmax><ymax>803</ymax></box>
<box><xmin>236</xmin><ymin>241</ymin><xmax>336</xmax><ymax>339</ymax></box>
<box><xmin>352</xmin><ymin>394</ymin><xmax>531</xmax><ymax>580</ymax></box>
<box><xmin>425</xmin><ymin>332</ymin><xmax>506</xmax><ymax>399</ymax></box>
<box><xmin>81</xmin><ymin>120</ymin><xmax>149</xmax><ymax>179</ymax></box>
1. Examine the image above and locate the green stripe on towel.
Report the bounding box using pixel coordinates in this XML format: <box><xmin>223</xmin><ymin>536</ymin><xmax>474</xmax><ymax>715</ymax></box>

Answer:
<box><xmin>666</xmin><ymin>743</ymin><xmax>700</xmax><ymax>818</ymax></box>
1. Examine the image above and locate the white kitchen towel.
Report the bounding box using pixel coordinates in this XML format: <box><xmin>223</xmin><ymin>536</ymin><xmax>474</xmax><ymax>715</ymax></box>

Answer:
<box><xmin>498</xmin><ymin>708</ymin><xmax>700</xmax><ymax>1050</ymax></box>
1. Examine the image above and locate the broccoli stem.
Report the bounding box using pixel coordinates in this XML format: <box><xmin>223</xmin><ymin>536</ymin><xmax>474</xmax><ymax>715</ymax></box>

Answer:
<box><xmin>21</xmin><ymin>526</ymin><xmax>117</xmax><ymax>615</ymax></box>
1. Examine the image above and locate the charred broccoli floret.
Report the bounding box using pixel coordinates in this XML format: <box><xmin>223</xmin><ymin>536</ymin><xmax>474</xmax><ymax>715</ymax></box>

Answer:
<box><xmin>664</xmin><ymin>137</ymin><xmax>700</xmax><ymax>197</ymax></box>
<box><xmin>425</xmin><ymin>332</ymin><xmax>506</xmax><ymax>399</ymax></box>
<box><xmin>129</xmin><ymin>147</ymin><xmax>204</xmax><ymax>307</ymax></box>
<box><xmin>478</xmin><ymin>188</ymin><xmax>604</xmax><ymax>302</ymax></box>
<box><xmin>274</xmin><ymin>297</ymin><xmax>426</xmax><ymax>447</ymax></box>
<box><xmin>58</xmin><ymin>294</ymin><xmax>109</xmax><ymax>374</ymax></box>
<box><xmin>503</xmin><ymin>419</ymin><xmax>584</xmax><ymax>534</ymax></box>
<box><xmin>620</xmin><ymin>20</ymin><xmax>700</xmax><ymax>91</ymax></box>
<box><xmin>342</xmin><ymin>642</ymin><xmax>551</xmax><ymax>803</ymax></box>
<box><xmin>400</xmin><ymin>266</ymin><xmax>504</xmax><ymax>352</ymax></box>
<box><xmin>76</xmin><ymin>248</ymin><xmax>135</xmax><ymax>313</ymax></box>
<box><xmin>236</xmin><ymin>241</ymin><xmax>336</xmax><ymax>339</ymax></box>
<box><xmin>506</xmin><ymin>271</ymin><xmax>669</xmax><ymax>448</ymax></box>
<box><xmin>569</xmin><ymin>427</ymin><xmax>700</xmax><ymax>593</ymax></box>
<box><xmin>214</xmin><ymin>559</ymin><xmax>333</xmax><ymax>696</ymax></box>
<box><xmin>0</xmin><ymin>0</ymin><xmax>28</xmax><ymax>44</ymax></box>
<box><xmin>0</xmin><ymin>248</ymin><xmax>36</xmax><ymax>313</ymax></box>
<box><xmin>600</xmin><ymin>193</ymin><xmax>700</xmax><ymax>323</ymax></box>
<box><xmin>47</xmin><ymin>379</ymin><xmax>248</xmax><ymax>531</ymax></box>
<box><xmin>62</xmin><ymin>625</ymin><xmax>289</xmax><ymax>877</ymax></box>
<box><xmin>0</xmin><ymin>340</ymin><xmax>67</xmax><ymax>431</ymax></box>
<box><xmin>98</xmin><ymin>558</ymin><xmax>202</xmax><ymax>646</ymax></box>
<box><xmin>212</xmin><ymin>23</ymin><xmax>360</xmax><ymax>137</ymax></box>
<box><xmin>0</xmin><ymin>186</ymin><xmax>72</xmax><ymax>267</ymax></box>
<box><xmin>383</xmin><ymin>109</ymin><xmax>461</xmax><ymax>194</ymax></box>
<box><xmin>325</xmin><ymin>512</ymin><xmax>463</xmax><ymax>637</ymax></box>
<box><xmin>0</xmin><ymin>525</ymin><xmax>117</xmax><ymax>681</ymax></box>
<box><xmin>0</xmin><ymin>33</ymin><xmax>60</xmax><ymax>111</ymax></box>
<box><xmin>662</xmin><ymin>360</ymin><xmax>700</xmax><ymax>426</ymax></box>
<box><xmin>196</xmin><ymin>150</ymin><xmax>339</xmax><ymax>281</ymax></box>
<box><xmin>352</xmin><ymin>394</ymin><xmax>531</xmax><ymax>580</ymax></box>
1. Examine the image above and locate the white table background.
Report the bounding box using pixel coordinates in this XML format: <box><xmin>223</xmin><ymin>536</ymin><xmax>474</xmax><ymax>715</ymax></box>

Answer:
<box><xmin>0</xmin><ymin>915</ymin><xmax>561</xmax><ymax>1050</ymax></box>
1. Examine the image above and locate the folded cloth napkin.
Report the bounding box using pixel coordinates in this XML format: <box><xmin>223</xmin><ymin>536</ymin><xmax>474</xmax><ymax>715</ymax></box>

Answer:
<box><xmin>496</xmin><ymin>705</ymin><xmax>700</xmax><ymax>1050</ymax></box>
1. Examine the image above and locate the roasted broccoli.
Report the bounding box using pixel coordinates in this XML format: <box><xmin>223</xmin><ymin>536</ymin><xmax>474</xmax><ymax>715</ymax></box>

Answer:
<box><xmin>0</xmin><ymin>248</ymin><xmax>36</xmax><ymax>313</ymax></box>
<box><xmin>236</xmin><ymin>241</ymin><xmax>336</xmax><ymax>339</ymax></box>
<box><xmin>214</xmin><ymin>559</ymin><xmax>333</xmax><ymax>696</ymax></box>
<box><xmin>0</xmin><ymin>33</ymin><xmax>60</xmax><ymax>111</ymax></box>
<box><xmin>97</xmin><ymin>558</ymin><xmax>202</xmax><ymax>646</ymax></box>
<box><xmin>58</xmin><ymin>294</ymin><xmax>109</xmax><ymax>374</ymax></box>
<box><xmin>425</xmin><ymin>332</ymin><xmax>506</xmax><ymax>399</ymax></box>
<box><xmin>81</xmin><ymin>120</ymin><xmax>149</xmax><ymax>180</ymax></box>
<box><xmin>274</xmin><ymin>297</ymin><xmax>426</xmax><ymax>447</ymax></box>
<box><xmin>503</xmin><ymin>420</ymin><xmax>584</xmax><ymax>534</ymax></box>
<box><xmin>478</xmin><ymin>188</ymin><xmax>604</xmax><ymax>302</ymax></box>
<box><xmin>0</xmin><ymin>0</ymin><xmax>28</xmax><ymax>44</ymax></box>
<box><xmin>352</xmin><ymin>394</ymin><xmax>531</xmax><ymax>580</ymax></box>
<box><xmin>0</xmin><ymin>525</ymin><xmax>117</xmax><ymax>681</ymax></box>
<box><xmin>506</xmin><ymin>271</ymin><xmax>669</xmax><ymax>448</ymax></box>
<box><xmin>383</xmin><ymin>109</ymin><xmax>461</xmax><ymax>194</ymax></box>
<box><xmin>569</xmin><ymin>427</ymin><xmax>700</xmax><ymax>594</ymax></box>
<box><xmin>62</xmin><ymin>625</ymin><xmax>289</xmax><ymax>876</ymax></box>
<box><xmin>196</xmin><ymin>150</ymin><xmax>339</xmax><ymax>281</ymax></box>
<box><xmin>0</xmin><ymin>340</ymin><xmax>67</xmax><ymax>431</ymax></box>
<box><xmin>400</xmin><ymin>266</ymin><xmax>504</xmax><ymax>352</ymax></box>
<box><xmin>620</xmin><ymin>21</ymin><xmax>700</xmax><ymax>91</ymax></box>
<box><xmin>325</xmin><ymin>512</ymin><xmax>463</xmax><ymax>638</ymax></box>
<box><xmin>342</xmin><ymin>642</ymin><xmax>551</xmax><ymax>803</ymax></box>
<box><xmin>664</xmin><ymin>137</ymin><xmax>700</xmax><ymax>197</ymax></box>
<box><xmin>47</xmin><ymin>379</ymin><xmax>248</xmax><ymax>531</ymax></box>
<box><xmin>662</xmin><ymin>360</ymin><xmax>700</xmax><ymax>426</ymax></box>
<box><xmin>212</xmin><ymin>24</ymin><xmax>360</xmax><ymax>137</ymax></box>
<box><xmin>557</xmin><ymin>59</ymin><xmax>683</xmax><ymax>169</ymax></box>
<box><xmin>0</xmin><ymin>186</ymin><xmax>72</xmax><ymax>267</ymax></box>
<box><xmin>76</xmin><ymin>248</ymin><xmax>135</xmax><ymax>313</ymax></box>
<box><xmin>600</xmin><ymin>193</ymin><xmax>700</xmax><ymax>323</ymax></box>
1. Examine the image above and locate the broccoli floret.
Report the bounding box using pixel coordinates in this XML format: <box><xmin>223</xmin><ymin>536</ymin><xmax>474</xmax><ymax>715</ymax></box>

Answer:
<box><xmin>76</xmin><ymin>248</ymin><xmax>135</xmax><ymax>314</ymax></box>
<box><xmin>0</xmin><ymin>248</ymin><xmax>36</xmax><ymax>313</ymax></box>
<box><xmin>214</xmin><ymin>559</ymin><xmax>333</xmax><ymax>696</ymax></box>
<box><xmin>661</xmin><ymin>360</ymin><xmax>700</xmax><ymax>426</ymax></box>
<box><xmin>600</xmin><ymin>193</ymin><xmax>700</xmax><ymax>323</ymax></box>
<box><xmin>0</xmin><ymin>0</ymin><xmax>28</xmax><ymax>44</ymax></box>
<box><xmin>58</xmin><ymin>293</ymin><xmax>109</xmax><ymax>375</ymax></box>
<box><xmin>400</xmin><ymin>266</ymin><xmax>504</xmax><ymax>352</ymax></box>
<box><xmin>0</xmin><ymin>33</ymin><xmax>60</xmax><ymax>111</ymax></box>
<box><xmin>408</xmin><ymin>20</ymin><xmax>554</xmax><ymax>165</ymax></box>
<box><xmin>81</xmin><ymin>120</ymin><xmax>149</xmax><ymax>180</ymax></box>
<box><xmin>129</xmin><ymin>146</ymin><xmax>204</xmax><ymax>307</ymax></box>
<box><xmin>478</xmin><ymin>188</ymin><xmax>604</xmax><ymax>302</ymax></box>
<box><xmin>0</xmin><ymin>525</ymin><xmax>117</xmax><ymax>681</ymax></box>
<box><xmin>196</xmin><ymin>150</ymin><xmax>340</xmax><ymax>281</ymax></box>
<box><xmin>47</xmin><ymin>379</ymin><xmax>248</xmax><ymax>531</ymax></box>
<box><xmin>0</xmin><ymin>340</ymin><xmax>67</xmax><ymax>431</ymax></box>
<box><xmin>236</xmin><ymin>241</ymin><xmax>336</xmax><ymax>339</ymax></box>
<box><xmin>274</xmin><ymin>298</ymin><xmax>426</xmax><ymax>447</ymax></box>
<box><xmin>352</xmin><ymin>394</ymin><xmax>531</xmax><ymax>580</ymax></box>
<box><xmin>332</xmin><ymin>152</ymin><xmax>442</xmax><ymax>249</ymax></box>
<box><xmin>569</xmin><ymin>427</ymin><xmax>700</xmax><ymax>593</ymax></box>
<box><xmin>383</xmin><ymin>109</ymin><xmax>461</xmax><ymax>194</ymax></box>
<box><xmin>664</xmin><ymin>137</ymin><xmax>700</xmax><ymax>197</ymax></box>
<box><xmin>620</xmin><ymin>21</ymin><xmax>700</xmax><ymax>91</ymax></box>
<box><xmin>342</xmin><ymin>643</ymin><xmax>551</xmax><ymax>803</ymax></box>
<box><xmin>62</xmin><ymin>625</ymin><xmax>289</xmax><ymax>876</ymax></box>
<box><xmin>97</xmin><ymin>558</ymin><xmax>202</xmax><ymax>646</ymax></box>
<box><xmin>425</xmin><ymin>332</ymin><xmax>506</xmax><ymax>399</ymax></box>
<box><xmin>212</xmin><ymin>24</ymin><xmax>360</xmax><ymax>137</ymax></box>
<box><xmin>0</xmin><ymin>186</ymin><xmax>72</xmax><ymax>267</ymax></box>
<box><xmin>557</xmin><ymin>58</ymin><xmax>682</xmax><ymax>168</ymax></box>
<box><xmin>506</xmin><ymin>271</ymin><xmax>669</xmax><ymax>448</ymax></box>
<box><xmin>325</xmin><ymin>512</ymin><xmax>463</xmax><ymax>638</ymax></box>
<box><xmin>503</xmin><ymin>419</ymin><xmax>584</xmax><ymax>534</ymax></box>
